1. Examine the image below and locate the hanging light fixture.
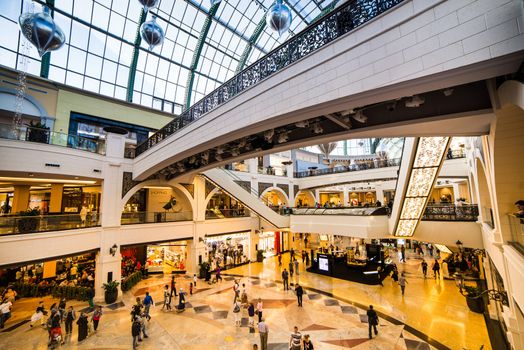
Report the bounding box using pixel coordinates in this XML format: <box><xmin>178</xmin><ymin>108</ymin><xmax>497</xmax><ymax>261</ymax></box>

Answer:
<box><xmin>18</xmin><ymin>6</ymin><xmax>65</xmax><ymax>57</ymax></box>
<box><xmin>138</xmin><ymin>0</ymin><xmax>160</xmax><ymax>12</ymax></box>
<box><xmin>140</xmin><ymin>15</ymin><xmax>164</xmax><ymax>50</ymax></box>
<box><xmin>266</xmin><ymin>0</ymin><xmax>292</xmax><ymax>36</ymax></box>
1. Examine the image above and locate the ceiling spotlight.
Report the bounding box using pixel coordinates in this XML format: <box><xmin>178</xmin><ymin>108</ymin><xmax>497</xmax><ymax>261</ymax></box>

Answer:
<box><xmin>277</xmin><ymin>132</ymin><xmax>289</xmax><ymax>144</ymax></box>
<box><xmin>405</xmin><ymin>95</ymin><xmax>425</xmax><ymax>108</ymax></box>
<box><xmin>311</xmin><ymin>123</ymin><xmax>323</xmax><ymax>134</ymax></box>
<box><xmin>264</xmin><ymin>129</ymin><xmax>275</xmax><ymax>142</ymax></box>
<box><xmin>216</xmin><ymin>146</ymin><xmax>224</xmax><ymax>154</ymax></box>
<box><xmin>295</xmin><ymin>120</ymin><xmax>309</xmax><ymax>128</ymax></box>
<box><xmin>352</xmin><ymin>110</ymin><xmax>367</xmax><ymax>123</ymax></box>
<box><xmin>443</xmin><ymin>88</ymin><xmax>454</xmax><ymax>97</ymax></box>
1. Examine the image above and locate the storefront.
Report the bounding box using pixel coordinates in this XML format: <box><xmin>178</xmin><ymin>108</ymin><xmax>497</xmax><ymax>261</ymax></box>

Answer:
<box><xmin>348</xmin><ymin>191</ymin><xmax>376</xmax><ymax>206</ymax></box>
<box><xmin>205</xmin><ymin>232</ymin><xmax>250</xmax><ymax>270</ymax></box>
<box><xmin>319</xmin><ymin>192</ymin><xmax>342</xmax><ymax>206</ymax></box>
<box><xmin>121</xmin><ymin>240</ymin><xmax>189</xmax><ymax>276</ymax></box>
<box><xmin>0</xmin><ymin>251</ymin><xmax>97</xmax><ymax>295</ymax></box>
<box><xmin>146</xmin><ymin>242</ymin><xmax>188</xmax><ymax>274</ymax></box>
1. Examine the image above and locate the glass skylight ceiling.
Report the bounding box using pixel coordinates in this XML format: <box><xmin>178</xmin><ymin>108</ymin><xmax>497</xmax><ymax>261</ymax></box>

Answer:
<box><xmin>0</xmin><ymin>0</ymin><xmax>338</xmax><ymax>115</ymax></box>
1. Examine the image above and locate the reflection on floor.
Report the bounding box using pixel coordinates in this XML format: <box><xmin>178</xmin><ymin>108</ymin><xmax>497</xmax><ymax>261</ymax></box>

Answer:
<box><xmin>0</xmin><ymin>251</ymin><xmax>491</xmax><ymax>349</ymax></box>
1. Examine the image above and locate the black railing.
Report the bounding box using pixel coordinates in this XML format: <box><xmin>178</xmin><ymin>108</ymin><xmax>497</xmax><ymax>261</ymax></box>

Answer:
<box><xmin>205</xmin><ymin>209</ymin><xmax>250</xmax><ymax>219</ymax></box>
<box><xmin>294</xmin><ymin>158</ymin><xmax>401</xmax><ymax>178</ymax></box>
<box><xmin>120</xmin><ymin>211</ymin><xmax>192</xmax><ymax>225</ymax></box>
<box><xmin>135</xmin><ymin>0</ymin><xmax>405</xmax><ymax>156</ymax></box>
<box><xmin>291</xmin><ymin>206</ymin><xmax>388</xmax><ymax>216</ymax></box>
<box><xmin>422</xmin><ymin>204</ymin><xmax>479</xmax><ymax>221</ymax></box>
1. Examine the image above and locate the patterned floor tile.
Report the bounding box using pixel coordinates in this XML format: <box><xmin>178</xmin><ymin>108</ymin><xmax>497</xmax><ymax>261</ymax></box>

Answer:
<box><xmin>265</xmin><ymin>282</ymin><xmax>277</xmax><ymax>288</ymax></box>
<box><xmin>307</xmin><ymin>293</ymin><xmax>321</xmax><ymax>300</ymax></box>
<box><xmin>268</xmin><ymin>343</ymin><xmax>289</xmax><ymax>350</ymax></box>
<box><xmin>105</xmin><ymin>301</ymin><xmax>125</xmax><ymax>310</ymax></box>
<box><xmin>302</xmin><ymin>323</ymin><xmax>336</xmax><ymax>331</ymax></box>
<box><xmin>405</xmin><ymin>339</ymin><xmax>431</xmax><ymax>350</ymax></box>
<box><xmin>359</xmin><ymin>314</ymin><xmax>368</xmax><ymax>323</ymax></box>
<box><xmin>193</xmin><ymin>305</ymin><xmax>212</xmax><ymax>313</ymax></box>
<box><xmin>324</xmin><ymin>299</ymin><xmax>339</xmax><ymax>306</ymax></box>
<box><xmin>212</xmin><ymin>311</ymin><xmax>228</xmax><ymax>319</ymax></box>
<box><xmin>341</xmin><ymin>306</ymin><xmax>358</xmax><ymax>314</ymax></box>
<box><xmin>322</xmin><ymin>338</ymin><xmax>369</xmax><ymax>348</ymax></box>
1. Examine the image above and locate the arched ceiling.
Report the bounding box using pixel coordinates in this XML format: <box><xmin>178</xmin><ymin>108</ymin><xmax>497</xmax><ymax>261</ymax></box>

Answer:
<box><xmin>0</xmin><ymin>0</ymin><xmax>339</xmax><ymax>115</ymax></box>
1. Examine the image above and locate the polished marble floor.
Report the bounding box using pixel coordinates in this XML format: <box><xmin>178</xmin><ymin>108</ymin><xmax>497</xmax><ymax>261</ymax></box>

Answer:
<box><xmin>0</xmin><ymin>249</ymin><xmax>491</xmax><ymax>350</ymax></box>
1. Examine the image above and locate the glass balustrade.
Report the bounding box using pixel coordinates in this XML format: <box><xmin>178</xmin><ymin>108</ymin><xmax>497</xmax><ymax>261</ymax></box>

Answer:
<box><xmin>0</xmin><ymin>122</ymin><xmax>105</xmax><ymax>155</ymax></box>
<box><xmin>422</xmin><ymin>204</ymin><xmax>479</xmax><ymax>221</ymax></box>
<box><xmin>508</xmin><ymin>214</ymin><xmax>524</xmax><ymax>256</ymax></box>
<box><xmin>120</xmin><ymin>211</ymin><xmax>193</xmax><ymax>225</ymax></box>
<box><xmin>294</xmin><ymin>158</ymin><xmax>401</xmax><ymax>178</ymax></box>
<box><xmin>0</xmin><ymin>213</ymin><xmax>101</xmax><ymax>235</ymax></box>
<box><xmin>205</xmin><ymin>209</ymin><xmax>251</xmax><ymax>219</ymax></box>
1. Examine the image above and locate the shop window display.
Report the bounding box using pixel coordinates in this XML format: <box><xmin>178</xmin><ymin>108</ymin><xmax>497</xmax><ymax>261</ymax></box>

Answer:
<box><xmin>146</xmin><ymin>244</ymin><xmax>187</xmax><ymax>274</ymax></box>
<box><xmin>206</xmin><ymin>233</ymin><xmax>250</xmax><ymax>270</ymax></box>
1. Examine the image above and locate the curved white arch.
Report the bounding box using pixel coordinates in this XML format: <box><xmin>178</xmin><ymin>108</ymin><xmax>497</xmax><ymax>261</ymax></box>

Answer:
<box><xmin>259</xmin><ymin>186</ymin><xmax>290</xmax><ymax>206</ymax></box>
<box><xmin>121</xmin><ymin>180</ymin><xmax>196</xmax><ymax>214</ymax></box>
<box><xmin>498</xmin><ymin>80</ymin><xmax>524</xmax><ymax>110</ymax></box>
<box><xmin>204</xmin><ymin>187</ymin><xmax>221</xmax><ymax>207</ymax></box>
<box><xmin>294</xmin><ymin>189</ymin><xmax>316</xmax><ymax>206</ymax></box>
<box><xmin>0</xmin><ymin>87</ymin><xmax>50</xmax><ymax>120</ymax></box>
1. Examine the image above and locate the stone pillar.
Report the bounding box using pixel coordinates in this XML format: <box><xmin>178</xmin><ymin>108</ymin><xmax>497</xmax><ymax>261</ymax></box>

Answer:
<box><xmin>452</xmin><ymin>182</ymin><xmax>461</xmax><ymax>201</ymax></box>
<box><xmin>12</xmin><ymin>185</ymin><xmax>30</xmax><ymax>213</ymax></box>
<box><xmin>248</xmin><ymin>158</ymin><xmax>258</xmax><ymax>174</ymax></box>
<box><xmin>95</xmin><ymin>130</ymin><xmax>126</xmax><ymax>302</ymax></box>
<box><xmin>49</xmin><ymin>184</ymin><xmax>64</xmax><ymax>213</ymax></box>
<box><xmin>100</xmin><ymin>132</ymin><xmax>126</xmax><ymax>228</ymax></box>
<box><xmin>376</xmin><ymin>188</ymin><xmax>385</xmax><ymax>204</ymax></box>
<box><xmin>343</xmin><ymin>186</ymin><xmax>349</xmax><ymax>206</ymax></box>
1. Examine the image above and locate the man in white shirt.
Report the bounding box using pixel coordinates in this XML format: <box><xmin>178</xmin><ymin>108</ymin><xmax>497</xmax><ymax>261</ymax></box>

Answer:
<box><xmin>258</xmin><ymin>318</ymin><xmax>269</xmax><ymax>350</ymax></box>
<box><xmin>0</xmin><ymin>300</ymin><xmax>12</xmax><ymax>328</ymax></box>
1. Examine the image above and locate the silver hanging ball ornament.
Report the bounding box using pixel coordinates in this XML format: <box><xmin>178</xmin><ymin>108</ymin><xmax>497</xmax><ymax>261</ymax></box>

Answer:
<box><xmin>140</xmin><ymin>16</ymin><xmax>164</xmax><ymax>50</ymax></box>
<box><xmin>210</xmin><ymin>0</ymin><xmax>222</xmax><ymax>6</ymax></box>
<box><xmin>18</xmin><ymin>6</ymin><xmax>65</xmax><ymax>57</ymax></box>
<box><xmin>138</xmin><ymin>0</ymin><xmax>160</xmax><ymax>12</ymax></box>
<box><xmin>266</xmin><ymin>0</ymin><xmax>292</xmax><ymax>36</ymax></box>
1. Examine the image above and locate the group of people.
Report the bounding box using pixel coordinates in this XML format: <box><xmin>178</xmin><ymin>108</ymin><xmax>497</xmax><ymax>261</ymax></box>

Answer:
<box><xmin>28</xmin><ymin>298</ymin><xmax>102</xmax><ymax>345</ymax></box>
<box><xmin>161</xmin><ymin>275</ymin><xmax>191</xmax><ymax>313</ymax></box>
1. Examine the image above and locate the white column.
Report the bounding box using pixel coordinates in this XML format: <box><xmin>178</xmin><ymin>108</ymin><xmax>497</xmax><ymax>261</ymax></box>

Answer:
<box><xmin>248</xmin><ymin>158</ymin><xmax>258</xmax><ymax>174</ymax></box>
<box><xmin>452</xmin><ymin>182</ymin><xmax>461</xmax><ymax>201</ymax></box>
<box><xmin>376</xmin><ymin>188</ymin><xmax>385</xmax><ymax>204</ymax></box>
<box><xmin>343</xmin><ymin>186</ymin><xmax>349</xmax><ymax>206</ymax></box>
<box><xmin>95</xmin><ymin>131</ymin><xmax>126</xmax><ymax>302</ymax></box>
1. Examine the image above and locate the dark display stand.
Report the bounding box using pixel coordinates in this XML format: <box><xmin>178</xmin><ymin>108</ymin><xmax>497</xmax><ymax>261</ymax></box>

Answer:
<box><xmin>307</xmin><ymin>246</ymin><xmax>393</xmax><ymax>285</ymax></box>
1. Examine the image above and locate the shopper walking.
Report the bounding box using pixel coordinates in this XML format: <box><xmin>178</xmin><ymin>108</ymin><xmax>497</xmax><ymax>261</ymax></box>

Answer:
<box><xmin>233</xmin><ymin>300</ymin><xmax>241</xmax><ymax>327</ymax></box>
<box><xmin>289</xmin><ymin>326</ymin><xmax>303</xmax><ymax>350</ymax></box>
<box><xmin>258</xmin><ymin>318</ymin><xmax>269</xmax><ymax>350</ymax></box>
<box><xmin>282</xmin><ymin>269</ymin><xmax>289</xmax><ymax>291</ymax></box>
<box><xmin>170</xmin><ymin>275</ymin><xmax>177</xmax><ymax>300</ymax></box>
<box><xmin>64</xmin><ymin>306</ymin><xmax>75</xmax><ymax>335</ymax></box>
<box><xmin>400</xmin><ymin>245</ymin><xmax>406</xmax><ymax>262</ymax></box>
<box><xmin>92</xmin><ymin>305</ymin><xmax>102</xmax><ymax>331</ymax></box>
<box><xmin>278</xmin><ymin>253</ymin><xmax>282</xmax><ymax>266</ymax></box>
<box><xmin>295</xmin><ymin>283</ymin><xmax>304</xmax><ymax>307</ymax></box>
<box><xmin>367</xmin><ymin>305</ymin><xmax>379</xmax><ymax>339</ymax></box>
<box><xmin>248</xmin><ymin>302</ymin><xmax>255</xmax><ymax>327</ymax></box>
<box><xmin>132</xmin><ymin>316</ymin><xmax>141</xmax><ymax>350</ymax></box>
<box><xmin>421</xmin><ymin>260</ymin><xmax>428</xmax><ymax>278</ymax></box>
<box><xmin>294</xmin><ymin>259</ymin><xmax>299</xmax><ymax>276</ymax></box>
<box><xmin>256</xmin><ymin>298</ymin><xmax>263</xmax><ymax>323</ymax></box>
<box><xmin>398</xmin><ymin>272</ymin><xmax>408</xmax><ymax>295</ymax></box>
<box><xmin>289</xmin><ymin>260</ymin><xmax>294</xmax><ymax>277</ymax></box>
<box><xmin>193</xmin><ymin>273</ymin><xmax>198</xmax><ymax>288</ymax></box>
<box><xmin>303</xmin><ymin>334</ymin><xmax>314</xmax><ymax>350</ymax></box>
<box><xmin>432</xmin><ymin>259</ymin><xmax>441</xmax><ymax>279</ymax></box>
<box><xmin>162</xmin><ymin>285</ymin><xmax>171</xmax><ymax>311</ymax></box>
<box><xmin>76</xmin><ymin>312</ymin><xmax>88</xmax><ymax>342</ymax></box>
<box><xmin>143</xmin><ymin>291</ymin><xmax>153</xmax><ymax>321</ymax></box>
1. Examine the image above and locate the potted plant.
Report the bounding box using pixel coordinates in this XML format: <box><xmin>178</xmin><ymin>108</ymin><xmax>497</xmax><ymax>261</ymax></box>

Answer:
<box><xmin>26</xmin><ymin>120</ymin><xmax>50</xmax><ymax>144</ymax></box>
<box><xmin>17</xmin><ymin>207</ymin><xmax>41</xmax><ymax>233</ymax></box>
<box><xmin>199</xmin><ymin>261</ymin><xmax>210</xmax><ymax>279</ymax></box>
<box><xmin>102</xmin><ymin>280</ymin><xmax>119</xmax><ymax>304</ymax></box>
<box><xmin>463</xmin><ymin>285</ymin><xmax>484</xmax><ymax>313</ymax></box>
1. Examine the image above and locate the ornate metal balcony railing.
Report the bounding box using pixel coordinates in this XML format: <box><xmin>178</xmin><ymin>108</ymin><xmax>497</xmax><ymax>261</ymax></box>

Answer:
<box><xmin>421</xmin><ymin>204</ymin><xmax>479</xmax><ymax>221</ymax></box>
<box><xmin>135</xmin><ymin>0</ymin><xmax>405</xmax><ymax>157</ymax></box>
<box><xmin>294</xmin><ymin>158</ymin><xmax>401</xmax><ymax>178</ymax></box>
<box><xmin>0</xmin><ymin>213</ymin><xmax>101</xmax><ymax>236</ymax></box>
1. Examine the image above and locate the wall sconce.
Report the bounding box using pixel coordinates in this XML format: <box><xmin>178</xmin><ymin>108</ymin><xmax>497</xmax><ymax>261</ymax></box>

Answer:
<box><xmin>109</xmin><ymin>244</ymin><xmax>118</xmax><ymax>256</ymax></box>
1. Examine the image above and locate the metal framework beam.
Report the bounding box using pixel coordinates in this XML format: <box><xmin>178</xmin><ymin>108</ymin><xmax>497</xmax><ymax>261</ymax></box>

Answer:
<box><xmin>235</xmin><ymin>16</ymin><xmax>266</xmax><ymax>73</ymax></box>
<box><xmin>183</xmin><ymin>3</ymin><xmax>220</xmax><ymax>110</ymax></box>
<box><xmin>39</xmin><ymin>0</ymin><xmax>55</xmax><ymax>79</ymax></box>
<box><xmin>126</xmin><ymin>9</ymin><xmax>147</xmax><ymax>103</ymax></box>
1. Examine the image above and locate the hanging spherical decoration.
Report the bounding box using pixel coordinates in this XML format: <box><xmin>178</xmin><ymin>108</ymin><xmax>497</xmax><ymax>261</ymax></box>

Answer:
<box><xmin>18</xmin><ymin>6</ymin><xmax>65</xmax><ymax>57</ymax></box>
<box><xmin>140</xmin><ymin>15</ymin><xmax>164</xmax><ymax>50</ymax></box>
<box><xmin>266</xmin><ymin>0</ymin><xmax>292</xmax><ymax>36</ymax></box>
<box><xmin>210</xmin><ymin>0</ymin><xmax>222</xmax><ymax>6</ymax></box>
<box><xmin>138</xmin><ymin>0</ymin><xmax>160</xmax><ymax>12</ymax></box>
